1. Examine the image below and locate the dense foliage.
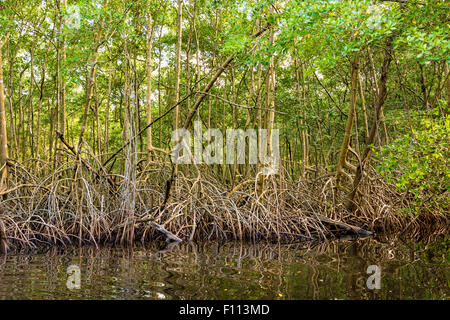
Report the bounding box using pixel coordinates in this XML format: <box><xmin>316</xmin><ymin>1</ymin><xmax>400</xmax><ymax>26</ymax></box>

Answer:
<box><xmin>0</xmin><ymin>0</ymin><xmax>448</xmax><ymax>248</ymax></box>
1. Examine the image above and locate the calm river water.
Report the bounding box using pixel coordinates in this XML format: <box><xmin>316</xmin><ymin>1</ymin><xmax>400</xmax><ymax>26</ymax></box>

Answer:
<box><xmin>0</xmin><ymin>237</ymin><xmax>448</xmax><ymax>299</ymax></box>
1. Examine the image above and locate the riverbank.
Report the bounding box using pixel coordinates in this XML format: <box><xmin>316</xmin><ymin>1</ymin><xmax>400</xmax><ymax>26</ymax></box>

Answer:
<box><xmin>0</xmin><ymin>159</ymin><xmax>448</xmax><ymax>254</ymax></box>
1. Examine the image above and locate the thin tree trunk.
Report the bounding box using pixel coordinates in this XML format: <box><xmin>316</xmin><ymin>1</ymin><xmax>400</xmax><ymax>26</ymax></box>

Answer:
<box><xmin>157</xmin><ymin>23</ymin><xmax>163</xmax><ymax>148</ymax></box>
<box><xmin>54</xmin><ymin>0</ymin><xmax>61</xmax><ymax>164</ymax></box>
<box><xmin>174</xmin><ymin>0</ymin><xmax>182</xmax><ymax>131</ymax></box>
<box><xmin>0</xmin><ymin>35</ymin><xmax>10</xmax><ymax>190</ymax></box>
<box><xmin>294</xmin><ymin>57</ymin><xmax>308</xmax><ymax>176</ymax></box>
<box><xmin>358</xmin><ymin>69</ymin><xmax>369</xmax><ymax>143</ymax></box>
<box><xmin>146</xmin><ymin>8</ymin><xmax>153</xmax><ymax>160</ymax></box>
<box><xmin>28</xmin><ymin>45</ymin><xmax>35</xmax><ymax>158</ymax></box>
<box><xmin>7</xmin><ymin>47</ymin><xmax>16</xmax><ymax>160</ymax></box>
<box><xmin>209</xmin><ymin>9</ymin><xmax>219</xmax><ymax>129</ymax></box>
<box><xmin>185</xmin><ymin>3</ymin><xmax>192</xmax><ymax>118</ymax></box>
<box><xmin>95</xmin><ymin>81</ymin><xmax>101</xmax><ymax>156</ymax></box>
<box><xmin>18</xmin><ymin>72</ymin><xmax>24</xmax><ymax>162</ymax></box>
<box><xmin>336</xmin><ymin>57</ymin><xmax>359</xmax><ymax>188</ymax></box>
<box><xmin>367</xmin><ymin>47</ymin><xmax>388</xmax><ymax>144</ymax></box>
<box><xmin>58</xmin><ymin>0</ymin><xmax>67</xmax><ymax>158</ymax></box>
<box><xmin>36</xmin><ymin>57</ymin><xmax>47</xmax><ymax>159</ymax></box>
<box><xmin>122</xmin><ymin>32</ymin><xmax>130</xmax><ymax>147</ymax></box>
<box><xmin>77</xmin><ymin>3</ymin><xmax>106</xmax><ymax>156</ymax></box>
<box><xmin>419</xmin><ymin>63</ymin><xmax>429</xmax><ymax>110</ymax></box>
<box><xmin>266</xmin><ymin>40</ymin><xmax>276</xmax><ymax>158</ymax></box>
<box><xmin>194</xmin><ymin>0</ymin><xmax>201</xmax><ymax>119</ymax></box>
<box><xmin>346</xmin><ymin>37</ymin><xmax>394</xmax><ymax>210</ymax></box>
<box><xmin>104</xmin><ymin>50</ymin><xmax>112</xmax><ymax>160</ymax></box>
<box><xmin>444</xmin><ymin>61</ymin><xmax>449</xmax><ymax>114</ymax></box>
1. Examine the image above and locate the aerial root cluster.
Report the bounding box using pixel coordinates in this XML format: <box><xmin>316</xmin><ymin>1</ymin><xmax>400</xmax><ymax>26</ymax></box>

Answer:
<box><xmin>0</xmin><ymin>158</ymin><xmax>448</xmax><ymax>252</ymax></box>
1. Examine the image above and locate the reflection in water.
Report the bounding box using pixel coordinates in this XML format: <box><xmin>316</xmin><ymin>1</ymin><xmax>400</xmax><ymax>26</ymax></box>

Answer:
<box><xmin>0</xmin><ymin>237</ymin><xmax>448</xmax><ymax>299</ymax></box>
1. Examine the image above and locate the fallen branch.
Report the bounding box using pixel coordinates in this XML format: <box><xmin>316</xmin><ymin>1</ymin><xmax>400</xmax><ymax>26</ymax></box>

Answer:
<box><xmin>313</xmin><ymin>213</ymin><xmax>373</xmax><ymax>237</ymax></box>
<box><xmin>150</xmin><ymin>222</ymin><xmax>182</xmax><ymax>242</ymax></box>
<box><xmin>0</xmin><ymin>184</ymin><xmax>38</xmax><ymax>196</ymax></box>
<box><xmin>183</xmin><ymin>26</ymin><xmax>268</xmax><ymax>130</ymax></box>
<box><xmin>102</xmin><ymin>91</ymin><xmax>195</xmax><ymax>168</ymax></box>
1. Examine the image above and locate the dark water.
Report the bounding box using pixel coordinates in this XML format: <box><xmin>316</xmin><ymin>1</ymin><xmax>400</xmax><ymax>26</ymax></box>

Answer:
<box><xmin>0</xmin><ymin>237</ymin><xmax>448</xmax><ymax>300</ymax></box>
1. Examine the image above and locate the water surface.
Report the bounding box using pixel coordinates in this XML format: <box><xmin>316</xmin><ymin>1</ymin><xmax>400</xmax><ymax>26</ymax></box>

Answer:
<box><xmin>0</xmin><ymin>237</ymin><xmax>448</xmax><ymax>299</ymax></box>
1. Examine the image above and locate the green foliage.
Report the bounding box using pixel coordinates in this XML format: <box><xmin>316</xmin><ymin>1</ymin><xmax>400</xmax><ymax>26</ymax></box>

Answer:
<box><xmin>378</xmin><ymin>110</ymin><xmax>449</xmax><ymax>214</ymax></box>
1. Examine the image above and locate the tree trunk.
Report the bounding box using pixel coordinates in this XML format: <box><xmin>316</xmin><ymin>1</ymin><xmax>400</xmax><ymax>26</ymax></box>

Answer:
<box><xmin>174</xmin><ymin>0</ymin><xmax>183</xmax><ymax>131</ymax></box>
<box><xmin>77</xmin><ymin>3</ymin><xmax>106</xmax><ymax>156</ymax></box>
<box><xmin>336</xmin><ymin>56</ymin><xmax>359</xmax><ymax>189</ymax></box>
<box><xmin>367</xmin><ymin>47</ymin><xmax>389</xmax><ymax>144</ymax></box>
<box><xmin>36</xmin><ymin>58</ymin><xmax>46</xmax><ymax>159</ymax></box>
<box><xmin>444</xmin><ymin>61</ymin><xmax>450</xmax><ymax>114</ymax></box>
<box><xmin>0</xmin><ymin>35</ymin><xmax>10</xmax><ymax>191</ymax></box>
<box><xmin>28</xmin><ymin>45</ymin><xmax>35</xmax><ymax>158</ymax></box>
<box><xmin>346</xmin><ymin>36</ymin><xmax>394</xmax><ymax>210</ymax></box>
<box><xmin>104</xmin><ymin>51</ymin><xmax>112</xmax><ymax>161</ymax></box>
<box><xmin>419</xmin><ymin>63</ymin><xmax>429</xmax><ymax>110</ymax></box>
<box><xmin>294</xmin><ymin>56</ymin><xmax>308</xmax><ymax>176</ymax></box>
<box><xmin>146</xmin><ymin>8</ymin><xmax>153</xmax><ymax>159</ymax></box>
<box><xmin>358</xmin><ymin>69</ymin><xmax>369</xmax><ymax>143</ymax></box>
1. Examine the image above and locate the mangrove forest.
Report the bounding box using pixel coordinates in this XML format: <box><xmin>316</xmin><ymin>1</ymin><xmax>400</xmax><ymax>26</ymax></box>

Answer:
<box><xmin>0</xmin><ymin>0</ymin><xmax>449</xmax><ymax>253</ymax></box>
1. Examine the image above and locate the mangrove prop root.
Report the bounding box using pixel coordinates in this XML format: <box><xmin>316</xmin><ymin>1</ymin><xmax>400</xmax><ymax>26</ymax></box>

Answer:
<box><xmin>0</xmin><ymin>158</ymin><xmax>447</xmax><ymax>253</ymax></box>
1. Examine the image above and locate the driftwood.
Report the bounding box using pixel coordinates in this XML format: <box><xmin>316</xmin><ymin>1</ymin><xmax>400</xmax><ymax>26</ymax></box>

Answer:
<box><xmin>313</xmin><ymin>213</ymin><xmax>373</xmax><ymax>237</ymax></box>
